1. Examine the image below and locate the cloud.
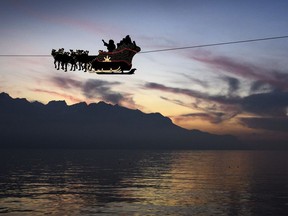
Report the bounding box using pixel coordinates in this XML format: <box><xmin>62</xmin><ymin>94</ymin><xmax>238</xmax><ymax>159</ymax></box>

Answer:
<box><xmin>144</xmin><ymin>82</ymin><xmax>239</xmax><ymax>105</ymax></box>
<box><xmin>145</xmin><ymin>80</ymin><xmax>288</xmax><ymax>130</ymax></box>
<box><xmin>250</xmin><ymin>80</ymin><xmax>273</xmax><ymax>93</ymax></box>
<box><xmin>50</xmin><ymin>76</ymin><xmax>135</xmax><ymax>106</ymax></box>
<box><xmin>82</xmin><ymin>79</ymin><xmax>121</xmax><ymax>104</ymax></box>
<box><xmin>160</xmin><ymin>96</ymin><xmax>191</xmax><ymax>108</ymax></box>
<box><xmin>240</xmin><ymin>117</ymin><xmax>288</xmax><ymax>132</ymax></box>
<box><xmin>221</xmin><ymin>76</ymin><xmax>240</xmax><ymax>96</ymax></box>
<box><xmin>179</xmin><ymin>73</ymin><xmax>209</xmax><ymax>88</ymax></box>
<box><xmin>241</xmin><ymin>90</ymin><xmax>288</xmax><ymax>117</ymax></box>
<box><xmin>172</xmin><ymin>113</ymin><xmax>214</xmax><ymax>125</ymax></box>
<box><xmin>179</xmin><ymin>112</ymin><xmax>238</xmax><ymax>124</ymax></box>
<box><xmin>145</xmin><ymin>82</ymin><xmax>203</xmax><ymax>98</ymax></box>
<box><xmin>153</xmin><ymin>83</ymin><xmax>240</xmax><ymax>124</ymax></box>
<box><xmin>52</xmin><ymin>77</ymin><xmax>83</xmax><ymax>89</ymax></box>
<box><xmin>190</xmin><ymin>52</ymin><xmax>288</xmax><ymax>90</ymax></box>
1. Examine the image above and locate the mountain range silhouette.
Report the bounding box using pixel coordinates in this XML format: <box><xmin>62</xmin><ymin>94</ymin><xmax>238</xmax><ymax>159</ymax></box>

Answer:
<box><xmin>0</xmin><ymin>92</ymin><xmax>243</xmax><ymax>149</ymax></box>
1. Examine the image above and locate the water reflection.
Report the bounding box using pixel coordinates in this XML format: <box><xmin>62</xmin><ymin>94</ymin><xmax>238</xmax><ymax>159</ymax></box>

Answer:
<box><xmin>0</xmin><ymin>150</ymin><xmax>287</xmax><ymax>215</ymax></box>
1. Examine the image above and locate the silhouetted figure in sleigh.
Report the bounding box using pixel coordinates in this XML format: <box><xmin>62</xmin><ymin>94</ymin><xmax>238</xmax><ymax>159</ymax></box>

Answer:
<box><xmin>52</xmin><ymin>35</ymin><xmax>140</xmax><ymax>74</ymax></box>
<box><xmin>102</xmin><ymin>39</ymin><xmax>116</xmax><ymax>52</ymax></box>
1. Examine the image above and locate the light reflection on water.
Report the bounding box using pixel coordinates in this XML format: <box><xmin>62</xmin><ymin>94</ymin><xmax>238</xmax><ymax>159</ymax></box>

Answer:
<box><xmin>0</xmin><ymin>150</ymin><xmax>287</xmax><ymax>215</ymax></box>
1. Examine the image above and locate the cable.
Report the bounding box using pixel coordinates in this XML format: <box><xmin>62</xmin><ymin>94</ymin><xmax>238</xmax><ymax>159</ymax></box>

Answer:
<box><xmin>0</xmin><ymin>35</ymin><xmax>288</xmax><ymax>56</ymax></box>
<box><xmin>139</xmin><ymin>35</ymin><xmax>288</xmax><ymax>53</ymax></box>
<box><xmin>0</xmin><ymin>55</ymin><xmax>51</xmax><ymax>57</ymax></box>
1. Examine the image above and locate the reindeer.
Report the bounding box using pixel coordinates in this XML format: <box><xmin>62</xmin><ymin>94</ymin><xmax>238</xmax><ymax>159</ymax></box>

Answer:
<box><xmin>80</xmin><ymin>50</ymin><xmax>91</xmax><ymax>72</ymax></box>
<box><xmin>69</xmin><ymin>49</ymin><xmax>77</xmax><ymax>71</ymax></box>
<box><xmin>61</xmin><ymin>51</ymin><xmax>71</xmax><ymax>72</ymax></box>
<box><xmin>73</xmin><ymin>50</ymin><xmax>90</xmax><ymax>72</ymax></box>
<box><xmin>75</xmin><ymin>50</ymin><xmax>84</xmax><ymax>71</ymax></box>
<box><xmin>51</xmin><ymin>48</ymin><xmax>64</xmax><ymax>70</ymax></box>
<box><xmin>52</xmin><ymin>48</ymin><xmax>96</xmax><ymax>72</ymax></box>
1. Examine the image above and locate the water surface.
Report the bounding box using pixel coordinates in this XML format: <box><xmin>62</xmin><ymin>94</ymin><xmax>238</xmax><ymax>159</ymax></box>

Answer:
<box><xmin>0</xmin><ymin>150</ymin><xmax>287</xmax><ymax>215</ymax></box>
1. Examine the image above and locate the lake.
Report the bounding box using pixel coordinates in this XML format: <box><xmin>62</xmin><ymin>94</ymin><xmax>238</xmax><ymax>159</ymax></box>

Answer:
<box><xmin>0</xmin><ymin>150</ymin><xmax>287</xmax><ymax>215</ymax></box>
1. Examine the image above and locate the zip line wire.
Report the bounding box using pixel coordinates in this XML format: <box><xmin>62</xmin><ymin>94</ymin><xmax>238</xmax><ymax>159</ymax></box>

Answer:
<box><xmin>0</xmin><ymin>54</ymin><xmax>51</xmax><ymax>57</ymax></box>
<box><xmin>140</xmin><ymin>35</ymin><xmax>288</xmax><ymax>53</ymax></box>
<box><xmin>0</xmin><ymin>35</ymin><xmax>288</xmax><ymax>57</ymax></box>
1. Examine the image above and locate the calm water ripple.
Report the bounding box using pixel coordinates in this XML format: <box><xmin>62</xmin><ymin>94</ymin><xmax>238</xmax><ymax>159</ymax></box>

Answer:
<box><xmin>0</xmin><ymin>150</ymin><xmax>287</xmax><ymax>215</ymax></box>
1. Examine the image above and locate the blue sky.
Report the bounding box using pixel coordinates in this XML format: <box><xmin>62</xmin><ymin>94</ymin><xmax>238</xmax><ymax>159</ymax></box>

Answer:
<box><xmin>1</xmin><ymin>0</ymin><xmax>288</xmax><ymax>143</ymax></box>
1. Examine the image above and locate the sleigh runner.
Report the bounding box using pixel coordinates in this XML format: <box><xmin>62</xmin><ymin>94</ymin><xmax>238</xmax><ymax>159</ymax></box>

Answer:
<box><xmin>51</xmin><ymin>35</ymin><xmax>141</xmax><ymax>75</ymax></box>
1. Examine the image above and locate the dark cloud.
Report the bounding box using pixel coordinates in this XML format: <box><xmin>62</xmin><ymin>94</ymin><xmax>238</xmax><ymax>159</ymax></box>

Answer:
<box><xmin>102</xmin><ymin>92</ymin><xmax>125</xmax><ymax>105</ymax></box>
<box><xmin>51</xmin><ymin>76</ymin><xmax>130</xmax><ymax>105</ymax></box>
<box><xmin>240</xmin><ymin>117</ymin><xmax>288</xmax><ymax>132</ymax></box>
<box><xmin>82</xmin><ymin>79</ymin><xmax>110</xmax><ymax>98</ymax></box>
<box><xmin>241</xmin><ymin>91</ymin><xmax>288</xmax><ymax>117</ymax></box>
<box><xmin>145</xmin><ymin>80</ymin><xmax>288</xmax><ymax>130</ymax></box>
<box><xmin>145</xmin><ymin>82</ymin><xmax>239</xmax><ymax>105</ymax></box>
<box><xmin>155</xmin><ymin>84</ymin><xmax>240</xmax><ymax>124</ymax></box>
<box><xmin>190</xmin><ymin>53</ymin><xmax>288</xmax><ymax>91</ymax></box>
<box><xmin>82</xmin><ymin>79</ymin><xmax>121</xmax><ymax>104</ymax></box>
<box><xmin>222</xmin><ymin>76</ymin><xmax>240</xmax><ymax>95</ymax></box>
<box><xmin>250</xmin><ymin>80</ymin><xmax>273</xmax><ymax>93</ymax></box>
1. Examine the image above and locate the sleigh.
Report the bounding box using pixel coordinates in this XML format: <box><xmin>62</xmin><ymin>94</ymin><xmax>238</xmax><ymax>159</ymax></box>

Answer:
<box><xmin>90</xmin><ymin>43</ymin><xmax>141</xmax><ymax>75</ymax></box>
<box><xmin>52</xmin><ymin>35</ymin><xmax>141</xmax><ymax>75</ymax></box>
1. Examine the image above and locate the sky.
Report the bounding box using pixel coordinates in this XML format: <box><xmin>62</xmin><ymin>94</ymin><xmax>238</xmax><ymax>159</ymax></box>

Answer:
<box><xmin>1</xmin><ymin>0</ymin><xmax>288</xmax><ymax>144</ymax></box>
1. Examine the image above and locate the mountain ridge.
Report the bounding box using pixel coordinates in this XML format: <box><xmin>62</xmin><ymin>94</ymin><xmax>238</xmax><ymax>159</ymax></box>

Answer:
<box><xmin>0</xmin><ymin>92</ymin><xmax>242</xmax><ymax>149</ymax></box>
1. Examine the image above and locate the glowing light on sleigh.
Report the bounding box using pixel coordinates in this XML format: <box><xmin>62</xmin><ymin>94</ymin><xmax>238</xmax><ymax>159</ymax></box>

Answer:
<box><xmin>51</xmin><ymin>35</ymin><xmax>141</xmax><ymax>75</ymax></box>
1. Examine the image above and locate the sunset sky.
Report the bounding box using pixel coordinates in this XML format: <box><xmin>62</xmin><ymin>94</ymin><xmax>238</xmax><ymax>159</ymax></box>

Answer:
<box><xmin>1</xmin><ymin>0</ymin><xmax>288</xmax><ymax>144</ymax></box>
